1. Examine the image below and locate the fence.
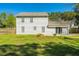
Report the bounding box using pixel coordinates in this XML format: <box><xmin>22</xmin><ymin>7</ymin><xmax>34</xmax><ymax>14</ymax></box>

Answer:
<box><xmin>0</xmin><ymin>28</ymin><xmax>16</xmax><ymax>34</ymax></box>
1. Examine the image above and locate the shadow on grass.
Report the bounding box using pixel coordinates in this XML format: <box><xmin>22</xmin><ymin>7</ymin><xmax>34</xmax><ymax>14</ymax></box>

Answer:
<box><xmin>43</xmin><ymin>42</ymin><xmax>79</xmax><ymax>56</ymax></box>
<box><xmin>0</xmin><ymin>42</ymin><xmax>79</xmax><ymax>56</ymax></box>
<box><xmin>63</xmin><ymin>36</ymin><xmax>79</xmax><ymax>40</ymax></box>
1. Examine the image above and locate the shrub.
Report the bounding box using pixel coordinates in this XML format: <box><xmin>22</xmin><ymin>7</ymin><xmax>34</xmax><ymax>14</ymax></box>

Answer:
<box><xmin>53</xmin><ymin>34</ymin><xmax>56</xmax><ymax>36</ymax></box>
<box><xmin>69</xmin><ymin>28</ymin><xmax>79</xmax><ymax>33</ymax></box>
<box><xmin>36</xmin><ymin>34</ymin><xmax>44</xmax><ymax>37</ymax></box>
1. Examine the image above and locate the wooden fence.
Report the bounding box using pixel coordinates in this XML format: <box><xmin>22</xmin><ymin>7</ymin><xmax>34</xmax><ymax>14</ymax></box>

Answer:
<box><xmin>0</xmin><ymin>28</ymin><xmax>16</xmax><ymax>34</ymax></box>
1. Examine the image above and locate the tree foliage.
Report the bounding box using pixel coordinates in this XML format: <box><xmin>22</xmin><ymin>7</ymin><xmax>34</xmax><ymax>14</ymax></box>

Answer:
<box><xmin>0</xmin><ymin>12</ymin><xmax>7</xmax><ymax>28</ymax></box>
<box><xmin>61</xmin><ymin>12</ymin><xmax>76</xmax><ymax>21</ymax></box>
<box><xmin>0</xmin><ymin>12</ymin><xmax>16</xmax><ymax>28</ymax></box>
<box><xmin>74</xmin><ymin>3</ymin><xmax>79</xmax><ymax>13</ymax></box>
<box><xmin>6</xmin><ymin>13</ymin><xmax>16</xmax><ymax>28</ymax></box>
<box><xmin>48</xmin><ymin>12</ymin><xmax>62</xmax><ymax>20</ymax></box>
<box><xmin>74</xmin><ymin>3</ymin><xmax>79</xmax><ymax>26</ymax></box>
<box><xmin>48</xmin><ymin>12</ymin><xmax>76</xmax><ymax>21</ymax></box>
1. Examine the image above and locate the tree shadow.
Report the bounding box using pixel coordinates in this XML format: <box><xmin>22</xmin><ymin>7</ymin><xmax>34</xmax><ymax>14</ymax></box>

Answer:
<box><xmin>0</xmin><ymin>43</ymin><xmax>39</xmax><ymax>56</ymax></box>
<box><xmin>18</xmin><ymin>43</ymin><xmax>39</xmax><ymax>56</ymax></box>
<box><xmin>43</xmin><ymin>42</ymin><xmax>79</xmax><ymax>56</ymax></box>
<box><xmin>64</xmin><ymin>36</ymin><xmax>79</xmax><ymax>40</ymax></box>
<box><xmin>0</xmin><ymin>42</ymin><xmax>78</xmax><ymax>56</ymax></box>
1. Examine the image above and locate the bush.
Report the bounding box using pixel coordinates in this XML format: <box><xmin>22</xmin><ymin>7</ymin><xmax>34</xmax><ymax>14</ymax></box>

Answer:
<box><xmin>36</xmin><ymin>34</ymin><xmax>44</xmax><ymax>37</ymax></box>
<box><xmin>69</xmin><ymin>28</ymin><xmax>79</xmax><ymax>33</ymax></box>
<box><xmin>53</xmin><ymin>34</ymin><xmax>56</xmax><ymax>36</ymax></box>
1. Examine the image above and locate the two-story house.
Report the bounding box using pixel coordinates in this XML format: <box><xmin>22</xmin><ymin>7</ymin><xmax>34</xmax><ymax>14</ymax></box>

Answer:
<box><xmin>16</xmin><ymin>12</ymin><xmax>73</xmax><ymax>35</ymax></box>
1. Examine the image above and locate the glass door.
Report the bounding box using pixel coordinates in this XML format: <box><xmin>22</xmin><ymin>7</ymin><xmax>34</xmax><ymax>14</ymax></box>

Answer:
<box><xmin>56</xmin><ymin>27</ymin><xmax>62</xmax><ymax>34</ymax></box>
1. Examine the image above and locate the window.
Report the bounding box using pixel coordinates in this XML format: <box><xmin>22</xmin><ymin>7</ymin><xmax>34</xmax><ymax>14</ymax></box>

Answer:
<box><xmin>34</xmin><ymin>26</ymin><xmax>36</xmax><ymax>30</ymax></box>
<box><xmin>42</xmin><ymin>26</ymin><xmax>45</xmax><ymax>32</ymax></box>
<box><xmin>30</xmin><ymin>17</ymin><xmax>33</xmax><ymax>23</ymax></box>
<box><xmin>21</xmin><ymin>26</ymin><xmax>25</xmax><ymax>33</ymax></box>
<box><xmin>22</xmin><ymin>18</ymin><xmax>24</xmax><ymax>22</ymax></box>
<box><xmin>56</xmin><ymin>27</ymin><xmax>62</xmax><ymax>34</ymax></box>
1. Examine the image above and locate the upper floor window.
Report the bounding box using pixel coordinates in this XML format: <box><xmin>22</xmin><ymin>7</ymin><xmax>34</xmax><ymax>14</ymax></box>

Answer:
<box><xmin>42</xmin><ymin>26</ymin><xmax>45</xmax><ymax>32</ymax></box>
<box><xmin>34</xmin><ymin>26</ymin><xmax>36</xmax><ymax>31</ymax></box>
<box><xmin>21</xmin><ymin>18</ymin><xmax>24</xmax><ymax>22</ymax></box>
<box><xmin>30</xmin><ymin>17</ymin><xmax>33</xmax><ymax>23</ymax></box>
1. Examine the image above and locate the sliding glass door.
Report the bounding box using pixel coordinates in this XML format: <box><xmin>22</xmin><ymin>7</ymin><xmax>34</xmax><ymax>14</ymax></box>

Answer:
<box><xmin>56</xmin><ymin>27</ymin><xmax>62</xmax><ymax>34</ymax></box>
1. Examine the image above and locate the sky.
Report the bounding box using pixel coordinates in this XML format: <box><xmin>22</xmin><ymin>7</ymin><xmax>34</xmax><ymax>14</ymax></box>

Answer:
<box><xmin>0</xmin><ymin>3</ymin><xmax>74</xmax><ymax>15</ymax></box>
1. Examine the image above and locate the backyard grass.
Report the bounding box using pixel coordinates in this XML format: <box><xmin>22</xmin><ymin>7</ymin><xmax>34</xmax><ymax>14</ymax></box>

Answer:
<box><xmin>0</xmin><ymin>34</ymin><xmax>79</xmax><ymax>56</ymax></box>
<box><xmin>0</xmin><ymin>34</ymin><xmax>79</xmax><ymax>45</ymax></box>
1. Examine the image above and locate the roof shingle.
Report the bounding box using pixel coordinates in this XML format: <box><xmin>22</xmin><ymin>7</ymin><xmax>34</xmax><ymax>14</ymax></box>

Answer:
<box><xmin>48</xmin><ymin>20</ymin><xmax>71</xmax><ymax>27</ymax></box>
<box><xmin>16</xmin><ymin>12</ymin><xmax>48</xmax><ymax>17</ymax></box>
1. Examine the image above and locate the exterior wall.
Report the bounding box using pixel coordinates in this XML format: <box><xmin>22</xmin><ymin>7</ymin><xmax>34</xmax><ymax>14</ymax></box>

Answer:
<box><xmin>62</xmin><ymin>27</ymin><xmax>69</xmax><ymax>35</ymax></box>
<box><xmin>16</xmin><ymin>17</ymin><xmax>53</xmax><ymax>35</ymax></box>
<box><xmin>16</xmin><ymin>17</ymin><xmax>69</xmax><ymax>35</ymax></box>
<box><xmin>45</xmin><ymin>28</ymin><xmax>56</xmax><ymax>35</ymax></box>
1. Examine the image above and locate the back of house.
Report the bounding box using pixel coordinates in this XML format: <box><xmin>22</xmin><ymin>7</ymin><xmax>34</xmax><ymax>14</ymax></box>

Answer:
<box><xmin>16</xmin><ymin>12</ymin><xmax>70</xmax><ymax>35</ymax></box>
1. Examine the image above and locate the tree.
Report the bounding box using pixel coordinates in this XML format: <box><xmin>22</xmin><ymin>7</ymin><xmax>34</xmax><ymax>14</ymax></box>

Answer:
<box><xmin>0</xmin><ymin>12</ymin><xmax>7</xmax><ymax>28</ymax></box>
<box><xmin>74</xmin><ymin>3</ymin><xmax>79</xmax><ymax>12</ymax></box>
<box><xmin>6</xmin><ymin>13</ymin><xmax>16</xmax><ymax>28</ymax></box>
<box><xmin>48</xmin><ymin>12</ymin><xmax>76</xmax><ymax>21</ymax></box>
<box><xmin>74</xmin><ymin>3</ymin><xmax>79</xmax><ymax>26</ymax></box>
<box><xmin>61</xmin><ymin>12</ymin><xmax>76</xmax><ymax>21</ymax></box>
<box><xmin>48</xmin><ymin>12</ymin><xmax>62</xmax><ymax>21</ymax></box>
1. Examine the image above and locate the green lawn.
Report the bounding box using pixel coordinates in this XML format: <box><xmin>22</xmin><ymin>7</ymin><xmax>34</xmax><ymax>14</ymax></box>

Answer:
<box><xmin>0</xmin><ymin>34</ymin><xmax>79</xmax><ymax>56</ymax></box>
<box><xmin>0</xmin><ymin>34</ymin><xmax>79</xmax><ymax>45</ymax></box>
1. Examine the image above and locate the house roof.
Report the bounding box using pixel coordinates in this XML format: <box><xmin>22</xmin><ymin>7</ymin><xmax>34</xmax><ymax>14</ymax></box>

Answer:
<box><xmin>16</xmin><ymin>12</ymin><xmax>48</xmax><ymax>17</ymax></box>
<box><xmin>48</xmin><ymin>20</ymin><xmax>71</xmax><ymax>27</ymax></box>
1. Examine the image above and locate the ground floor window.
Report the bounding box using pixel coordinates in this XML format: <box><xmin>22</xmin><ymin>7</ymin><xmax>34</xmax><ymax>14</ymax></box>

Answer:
<box><xmin>34</xmin><ymin>26</ymin><xmax>36</xmax><ymax>31</ymax></box>
<box><xmin>21</xmin><ymin>26</ymin><xmax>25</xmax><ymax>33</ymax></box>
<box><xmin>42</xmin><ymin>26</ymin><xmax>45</xmax><ymax>32</ymax></box>
<box><xmin>56</xmin><ymin>27</ymin><xmax>62</xmax><ymax>34</ymax></box>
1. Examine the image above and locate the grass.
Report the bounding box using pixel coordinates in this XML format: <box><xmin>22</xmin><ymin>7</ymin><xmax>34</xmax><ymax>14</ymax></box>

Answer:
<box><xmin>0</xmin><ymin>34</ymin><xmax>79</xmax><ymax>55</ymax></box>
<box><xmin>0</xmin><ymin>34</ymin><xmax>78</xmax><ymax>45</ymax></box>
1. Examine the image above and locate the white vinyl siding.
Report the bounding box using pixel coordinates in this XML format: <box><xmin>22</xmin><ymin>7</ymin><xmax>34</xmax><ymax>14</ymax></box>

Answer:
<box><xmin>16</xmin><ymin>17</ymin><xmax>69</xmax><ymax>35</ymax></box>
